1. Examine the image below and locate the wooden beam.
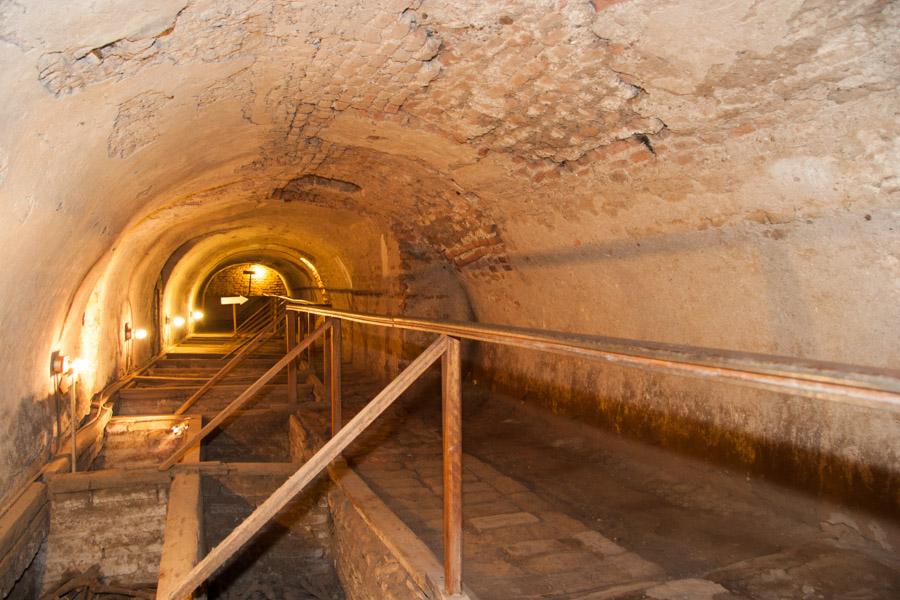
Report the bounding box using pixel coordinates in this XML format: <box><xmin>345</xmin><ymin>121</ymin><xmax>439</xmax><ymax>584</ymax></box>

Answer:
<box><xmin>0</xmin><ymin>483</ymin><xmax>47</xmax><ymax>563</ymax></box>
<box><xmin>442</xmin><ymin>337</ymin><xmax>463</xmax><ymax>595</ymax></box>
<box><xmin>174</xmin><ymin>329</ymin><xmax>271</xmax><ymax>416</ymax></box>
<box><xmin>156</xmin><ymin>417</ymin><xmax>202</xmax><ymax>600</ymax></box>
<box><xmin>323</xmin><ymin>320</ymin><xmax>330</xmax><ymax>406</ymax></box>
<box><xmin>330</xmin><ymin>318</ymin><xmax>342</xmax><ymax>436</ymax></box>
<box><xmin>134</xmin><ymin>375</ymin><xmax>212</xmax><ymax>382</ymax></box>
<box><xmin>286</xmin><ymin>312</ymin><xmax>297</xmax><ymax>404</ymax></box>
<box><xmin>45</xmin><ymin>462</ymin><xmax>301</xmax><ymax>494</ymax></box>
<box><xmin>46</xmin><ymin>469</ymin><xmax>172</xmax><ymax>494</ymax></box>
<box><xmin>285</xmin><ymin>305</ymin><xmax>900</xmax><ymax>410</ymax></box>
<box><xmin>0</xmin><ymin>483</ymin><xmax>49</xmax><ymax>598</ymax></box>
<box><xmin>160</xmin><ymin>335</ymin><xmax>449</xmax><ymax>600</ymax></box>
<box><xmin>159</xmin><ymin>323</ymin><xmax>328</xmax><ymax>470</ymax></box>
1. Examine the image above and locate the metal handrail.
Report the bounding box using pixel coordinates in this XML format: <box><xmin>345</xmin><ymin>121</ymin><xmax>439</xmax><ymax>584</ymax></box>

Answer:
<box><xmin>281</xmin><ymin>301</ymin><xmax>900</xmax><ymax>411</ymax></box>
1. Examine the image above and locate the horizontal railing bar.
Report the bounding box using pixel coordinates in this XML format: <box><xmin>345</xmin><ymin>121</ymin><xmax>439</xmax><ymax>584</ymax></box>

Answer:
<box><xmin>283</xmin><ymin>303</ymin><xmax>900</xmax><ymax>410</ymax></box>
<box><xmin>235</xmin><ymin>301</ymin><xmax>269</xmax><ymax>328</ymax></box>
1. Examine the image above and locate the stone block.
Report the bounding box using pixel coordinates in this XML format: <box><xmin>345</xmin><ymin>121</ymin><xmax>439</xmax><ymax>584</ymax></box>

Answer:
<box><xmin>469</xmin><ymin>511</ymin><xmax>540</xmax><ymax>532</ymax></box>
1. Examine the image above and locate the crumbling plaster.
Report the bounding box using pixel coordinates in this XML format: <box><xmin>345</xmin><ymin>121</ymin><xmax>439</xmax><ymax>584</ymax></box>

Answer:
<box><xmin>0</xmin><ymin>0</ymin><xmax>897</xmax><ymax>507</ymax></box>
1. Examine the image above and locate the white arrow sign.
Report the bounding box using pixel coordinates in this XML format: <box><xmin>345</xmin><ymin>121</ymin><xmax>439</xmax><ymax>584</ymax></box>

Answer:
<box><xmin>221</xmin><ymin>295</ymin><xmax>249</xmax><ymax>305</ymax></box>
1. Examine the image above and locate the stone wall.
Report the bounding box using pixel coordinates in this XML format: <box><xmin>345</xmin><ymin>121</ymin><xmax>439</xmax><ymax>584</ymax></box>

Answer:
<box><xmin>328</xmin><ymin>488</ymin><xmax>429</xmax><ymax>600</ymax></box>
<box><xmin>289</xmin><ymin>414</ymin><xmax>456</xmax><ymax>600</ymax></box>
<box><xmin>41</xmin><ymin>483</ymin><xmax>168</xmax><ymax>592</ymax></box>
<box><xmin>203</xmin><ymin>263</ymin><xmax>288</xmax><ymax>300</ymax></box>
<box><xmin>0</xmin><ymin>0</ymin><xmax>896</xmax><ymax>514</ymax></box>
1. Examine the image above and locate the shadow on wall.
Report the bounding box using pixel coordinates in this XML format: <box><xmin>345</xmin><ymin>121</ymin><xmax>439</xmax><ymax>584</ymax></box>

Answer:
<box><xmin>0</xmin><ymin>395</ymin><xmax>54</xmax><ymax>504</ymax></box>
<box><xmin>468</xmin><ymin>351</ymin><xmax>899</xmax><ymax>519</ymax></box>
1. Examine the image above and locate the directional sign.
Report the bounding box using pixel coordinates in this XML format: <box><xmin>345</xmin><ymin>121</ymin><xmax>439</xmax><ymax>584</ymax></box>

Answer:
<box><xmin>221</xmin><ymin>295</ymin><xmax>249</xmax><ymax>305</ymax></box>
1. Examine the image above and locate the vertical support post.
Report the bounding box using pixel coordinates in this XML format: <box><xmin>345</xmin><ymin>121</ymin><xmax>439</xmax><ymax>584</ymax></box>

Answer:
<box><xmin>286</xmin><ymin>312</ymin><xmax>297</xmax><ymax>404</ymax></box>
<box><xmin>330</xmin><ymin>318</ymin><xmax>342</xmax><ymax>437</ymax></box>
<box><xmin>323</xmin><ymin>319</ymin><xmax>330</xmax><ymax>404</ymax></box>
<box><xmin>70</xmin><ymin>378</ymin><xmax>78</xmax><ymax>473</ymax></box>
<box><xmin>232</xmin><ymin>304</ymin><xmax>237</xmax><ymax>336</ymax></box>
<box><xmin>306</xmin><ymin>313</ymin><xmax>312</xmax><ymax>365</ymax></box>
<box><xmin>442</xmin><ymin>337</ymin><xmax>462</xmax><ymax>595</ymax></box>
<box><xmin>271</xmin><ymin>299</ymin><xmax>278</xmax><ymax>333</ymax></box>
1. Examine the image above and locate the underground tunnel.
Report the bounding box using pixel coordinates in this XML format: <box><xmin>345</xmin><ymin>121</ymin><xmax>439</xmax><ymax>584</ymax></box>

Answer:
<box><xmin>0</xmin><ymin>1</ymin><xmax>898</xmax><ymax>599</ymax></box>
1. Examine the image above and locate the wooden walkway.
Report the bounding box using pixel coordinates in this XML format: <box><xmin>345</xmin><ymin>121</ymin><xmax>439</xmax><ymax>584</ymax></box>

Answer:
<box><xmin>90</xmin><ymin>331</ymin><xmax>899</xmax><ymax>600</ymax></box>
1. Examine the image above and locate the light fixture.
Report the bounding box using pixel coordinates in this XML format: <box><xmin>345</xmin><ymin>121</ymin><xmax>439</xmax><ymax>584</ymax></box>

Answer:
<box><xmin>172</xmin><ymin>316</ymin><xmax>186</xmax><ymax>328</ymax></box>
<box><xmin>191</xmin><ymin>310</ymin><xmax>204</xmax><ymax>320</ymax></box>
<box><xmin>124</xmin><ymin>323</ymin><xmax>133</xmax><ymax>341</ymax></box>
<box><xmin>70</xmin><ymin>358</ymin><xmax>91</xmax><ymax>376</ymax></box>
<box><xmin>134</xmin><ymin>328</ymin><xmax>149</xmax><ymax>340</ymax></box>
<box><xmin>50</xmin><ymin>351</ymin><xmax>69</xmax><ymax>376</ymax></box>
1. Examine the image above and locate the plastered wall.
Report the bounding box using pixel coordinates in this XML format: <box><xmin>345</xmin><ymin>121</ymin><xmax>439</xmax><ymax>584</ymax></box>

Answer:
<box><xmin>0</xmin><ymin>0</ymin><xmax>896</xmax><ymax>512</ymax></box>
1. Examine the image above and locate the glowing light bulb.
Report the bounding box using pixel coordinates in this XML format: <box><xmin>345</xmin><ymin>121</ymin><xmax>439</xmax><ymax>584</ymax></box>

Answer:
<box><xmin>134</xmin><ymin>328</ymin><xmax>148</xmax><ymax>340</ymax></box>
<box><xmin>70</xmin><ymin>358</ymin><xmax>91</xmax><ymax>376</ymax></box>
<box><xmin>191</xmin><ymin>310</ymin><xmax>204</xmax><ymax>320</ymax></box>
<box><xmin>172</xmin><ymin>316</ymin><xmax>186</xmax><ymax>328</ymax></box>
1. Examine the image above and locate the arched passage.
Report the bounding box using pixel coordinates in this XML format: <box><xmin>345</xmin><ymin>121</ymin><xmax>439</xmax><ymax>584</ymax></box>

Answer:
<box><xmin>0</xmin><ymin>2</ymin><xmax>898</xmax><ymax>598</ymax></box>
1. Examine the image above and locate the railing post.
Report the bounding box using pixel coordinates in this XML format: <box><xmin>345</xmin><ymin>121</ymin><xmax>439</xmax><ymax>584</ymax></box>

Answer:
<box><xmin>306</xmin><ymin>313</ymin><xmax>312</xmax><ymax>366</ymax></box>
<box><xmin>330</xmin><ymin>318</ymin><xmax>342</xmax><ymax>437</ymax></box>
<box><xmin>323</xmin><ymin>319</ymin><xmax>331</xmax><ymax>405</ymax></box>
<box><xmin>442</xmin><ymin>336</ymin><xmax>462</xmax><ymax>595</ymax></box>
<box><xmin>286</xmin><ymin>312</ymin><xmax>297</xmax><ymax>404</ymax></box>
<box><xmin>70</xmin><ymin>379</ymin><xmax>78</xmax><ymax>473</ymax></box>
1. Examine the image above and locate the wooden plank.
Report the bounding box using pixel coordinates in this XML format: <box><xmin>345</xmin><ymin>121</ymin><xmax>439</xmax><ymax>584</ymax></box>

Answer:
<box><xmin>442</xmin><ymin>337</ymin><xmax>462</xmax><ymax>595</ymax></box>
<box><xmin>134</xmin><ymin>375</ymin><xmax>212</xmax><ymax>382</ymax></box>
<box><xmin>286</xmin><ymin>312</ymin><xmax>297</xmax><ymax>404</ymax></box>
<box><xmin>159</xmin><ymin>323</ymin><xmax>328</xmax><ymax>470</ymax></box>
<box><xmin>161</xmin><ymin>335</ymin><xmax>449</xmax><ymax>600</ymax></box>
<box><xmin>323</xmin><ymin>321</ymin><xmax>330</xmax><ymax>408</ymax></box>
<box><xmin>330</xmin><ymin>318</ymin><xmax>342</xmax><ymax>436</ymax></box>
<box><xmin>0</xmin><ymin>483</ymin><xmax>47</xmax><ymax>561</ymax></box>
<box><xmin>119</xmin><ymin>382</ymin><xmax>300</xmax><ymax>398</ymax></box>
<box><xmin>0</xmin><ymin>485</ymin><xmax>49</xmax><ymax>598</ymax></box>
<box><xmin>156</xmin><ymin>417</ymin><xmax>202</xmax><ymax>600</ymax></box>
<box><xmin>174</xmin><ymin>329</ymin><xmax>271</xmax><ymax>416</ymax></box>
<box><xmin>45</xmin><ymin>463</ymin><xmax>300</xmax><ymax>494</ymax></box>
<box><xmin>46</xmin><ymin>469</ymin><xmax>172</xmax><ymax>493</ymax></box>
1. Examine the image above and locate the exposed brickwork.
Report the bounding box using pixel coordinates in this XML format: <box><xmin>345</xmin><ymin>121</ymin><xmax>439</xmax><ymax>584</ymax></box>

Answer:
<box><xmin>204</xmin><ymin>263</ymin><xmax>287</xmax><ymax>299</ymax></box>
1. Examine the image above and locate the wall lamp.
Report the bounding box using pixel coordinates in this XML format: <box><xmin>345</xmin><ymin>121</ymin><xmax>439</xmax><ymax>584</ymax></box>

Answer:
<box><xmin>70</xmin><ymin>358</ymin><xmax>91</xmax><ymax>376</ymax></box>
<box><xmin>172</xmin><ymin>316</ymin><xmax>186</xmax><ymax>328</ymax></box>
<box><xmin>50</xmin><ymin>351</ymin><xmax>90</xmax><ymax>377</ymax></box>
<box><xmin>191</xmin><ymin>310</ymin><xmax>204</xmax><ymax>321</ymax></box>
<box><xmin>50</xmin><ymin>351</ymin><xmax>69</xmax><ymax>376</ymax></box>
<box><xmin>126</xmin><ymin>323</ymin><xmax>150</xmax><ymax>340</ymax></box>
